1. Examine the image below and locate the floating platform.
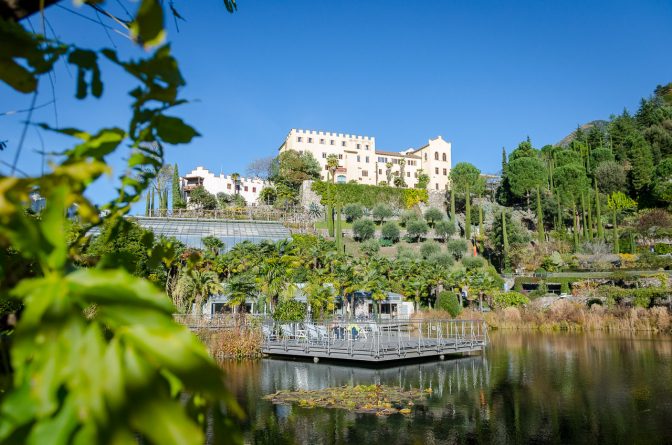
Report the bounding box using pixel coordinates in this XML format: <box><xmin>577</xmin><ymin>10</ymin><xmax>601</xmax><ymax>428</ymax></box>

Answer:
<box><xmin>261</xmin><ymin>319</ymin><xmax>487</xmax><ymax>363</ymax></box>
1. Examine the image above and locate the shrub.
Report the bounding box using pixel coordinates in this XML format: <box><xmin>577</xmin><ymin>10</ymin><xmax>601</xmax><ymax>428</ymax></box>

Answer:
<box><xmin>423</xmin><ymin>207</ymin><xmax>444</xmax><ymax>227</ymax></box>
<box><xmin>372</xmin><ymin>204</ymin><xmax>393</xmax><ymax>224</ymax></box>
<box><xmin>434</xmin><ymin>219</ymin><xmax>456</xmax><ymax>242</ymax></box>
<box><xmin>343</xmin><ymin>203</ymin><xmax>364</xmax><ymax>222</ymax></box>
<box><xmin>436</xmin><ymin>291</ymin><xmax>462</xmax><ymax>317</ymax></box>
<box><xmin>446</xmin><ymin>239</ymin><xmax>468</xmax><ymax>260</ymax></box>
<box><xmin>273</xmin><ymin>299</ymin><xmax>307</xmax><ymax>322</ymax></box>
<box><xmin>420</xmin><ymin>240</ymin><xmax>441</xmax><ymax>259</ymax></box>
<box><xmin>491</xmin><ymin>291</ymin><xmax>530</xmax><ymax>309</ymax></box>
<box><xmin>379</xmin><ymin>238</ymin><xmax>394</xmax><ymax>247</ymax></box>
<box><xmin>399</xmin><ymin>210</ymin><xmax>419</xmax><ymax>227</ymax></box>
<box><xmin>654</xmin><ymin>243</ymin><xmax>672</xmax><ymax>255</ymax></box>
<box><xmin>397</xmin><ymin>245</ymin><xmax>419</xmax><ymax>261</ymax></box>
<box><xmin>381</xmin><ymin>221</ymin><xmax>401</xmax><ymax>243</ymax></box>
<box><xmin>406</xmin><ymin>219</ymin><xmax>429</xmax><ymax>242</ymax></box>
<box><xmin>353</xmin><ymin>219</ymin><xmax>376</xmax><ymax>241</ymax></box>
<box><xmin>461</xmin><ymin>256</ymin><xmax>485</xmax><ymax>270</ymax></box>
<box><xmin>360</xmin><ymin>238</ymin><xmax>381</xmax><ymax>257</ymax></box>
<box><xmin>427</xmin><ymin>252</ymin><xmax>454</xmax><ymax>268</ymax></box>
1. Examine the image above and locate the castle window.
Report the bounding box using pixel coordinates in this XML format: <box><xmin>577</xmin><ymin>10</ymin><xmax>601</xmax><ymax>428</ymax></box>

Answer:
<box><xmin>297</xmin><ymin>136</ymin><xmax>302</xmax><ymax>142</ymax></box>
<box><xmin>434</xmin><ymin>152</ymin><xmax>439</xmax><ymax>160</ymax></box>
<box><xmin>320</xmin><ymin>139</ymin><xmax>325</xmax><ymax>144</ymax></box>
<box><xmin>244</xmin><ymin>186</ymin><xmax>248</xmax><ymax>192</ymax></box>
<box><xmin>322</xmin><ymin>152</ymin><xmax>327</xmax><ymax>158</ymax></box>
<box><xmin>407</xmin><ymin>172</ymin><xmax>410</xmax><ymax>177</ymax></box>
<box><xmin>365</xmin><ymin>156</ymin><xmax>369</xmax><ymax>163</ymax></box>
<box><xmin>330</xmin><ymin>140</ymin><xmax>335</xmax><ymax>145</ymax></box>
<box><xmin>365</xmin><ymin>144</ymin><xmax>369</xmax><ymax>150</ymax></box>
<box><xmin>424</xmin><ymin>153</ymin><xmax>427</xmax><ymax>161</ymax></box>
<box><xmin>357</xmin><ymin>156</ymin><xmax>361</xmax><ymax>162</ymax></box>
<box><xmin>435</xmin><ymin>167</ymin><xmax>439</xmax><ymax>174</ymax></box>
<box><xmin>362</xmin><ymin>170</ymin><xmax>368</xmax><ymax>177</ymax></box>
<box><xmin>442</xmin><ymin>153</ymin><xmax>447</xmax><ymax>162</ymax></box>
<box><xmin>357</xmin><ymin>143</ymin><xmax>361</xmax><ymax>149</ymax></box>
<box><xmin>443</xmin><ymin>168</ymin><xmax>447</xmax><ymax>175</ymax></box>
<box><xmin>252</xmin><ymin>187</ymin><xmax>256</xmax><ymax>193</ymax></box>
<box><xmin>342</xmin><ymin>141</ymin><xmax>346</xmax><ymax>146</ymax></box>
<box><xmin>436</xmin><ymin>183</ymin><xmax>439</xmax><ymax>190</ymax></box>
<box><xmin>227</xmin><ymin>184</ymin><xmax>231</xmax><ymax>190</ymax></box>
<box><xmin>308</xmin><ymin>138</ymin><xmax>313</xmax><ymax>143</ymax></box>
<box><xmin>338</xmin><ymin>154</ymin><xmax>343</xmax><ymax>160</ymax></box>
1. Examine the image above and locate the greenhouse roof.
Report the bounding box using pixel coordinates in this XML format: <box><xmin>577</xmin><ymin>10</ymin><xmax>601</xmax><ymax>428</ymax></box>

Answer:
<box><xmin>126</xmin><ymin>217</ymin><xmax>291</xmax><ymax>251</ymax></box>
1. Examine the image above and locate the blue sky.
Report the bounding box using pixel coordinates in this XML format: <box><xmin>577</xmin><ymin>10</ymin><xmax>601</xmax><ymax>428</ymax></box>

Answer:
<box><xmin>1</xmin><ymin>0</ymin><xmax>671</xmax><ymax>212</ymax></box>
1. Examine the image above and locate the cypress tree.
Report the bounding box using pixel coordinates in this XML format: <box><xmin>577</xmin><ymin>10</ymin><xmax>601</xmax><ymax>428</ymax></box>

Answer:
<box><xmin>145</xmin><ymin>191</ymin><xmax>151</xmax><ymax>216</ymax></box>
<box><xmin>150</xmin><ymin>189</ymin><xmax>155</xmax><ymax>216</ymax></box>
<box><xmin>465</xmin><ymin>183</ymin><xmax>471</xmax><ymax>240</ymax></box>
<box><xmin>572</xmin><ymin>199</ymin><xmax>579</xmax><ymax>251</ymax></box>
<box><xmin>450</xmin><ymin>189</ymin><xmax>456</xmax><ymax>228</ymax></box>
<box><xmin>478</xmin><ymin>194</ymin><xmax>483</xmax><ymax>236</ymax></box>
<box><xmin>335</xmin><ymin>203</ymin><xmax>342</xmax><ymax>251</ymax></box>
<box><xmin>612</xmin><ymin>207</ymin><xmax>619</xmax><ymax>254</ymax></box>
<box><xmin>586</xmin><ymin>190</ymin><xmax>593</xmax><ymax>241</ymax></box>
<box><xmin>172</xmin><ymin>163</ymin><xmax>185</xmax><ymax>210</ymax></box>
<box><xmin>580</xmin><ymin>192</ymin><xmax>588</xmax><ymax>240</ymax></box>
<box><xmin>536</xmin><ymin>186</ymin><xmax>544</xmax><ymax>244</ymax></box>
<box><xmin>502</xmin><ymin>210</ymin><xmax>510</xmax><ymax>271</ymax></box>
<box><xmin>594</xmin><ymin>178</ymin><xmax>604</xmax><ymax>240</ymax></box>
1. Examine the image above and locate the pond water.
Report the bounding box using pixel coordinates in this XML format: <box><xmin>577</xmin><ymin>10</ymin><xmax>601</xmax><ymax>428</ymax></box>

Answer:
<box><xmin>222</xmin><ymin>332</ymin><xmax>672</xmax><ymax>444</ymax></box>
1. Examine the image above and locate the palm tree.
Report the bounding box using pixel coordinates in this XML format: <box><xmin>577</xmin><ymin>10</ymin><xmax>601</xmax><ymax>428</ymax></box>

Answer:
<box><xmin>326</xmin><ymin>154</ymin><xmax>339</xmax><ymax>183</ymax></box>
<box><xmin>178</xmin><ymin>269</ymin><xmax>224</xmax><ymax>314</ymax></box>
<box><xmin>304</xmin><ymin>270</ymin><xmax>336</xmax><ymax>320</ymax></box>
<box><xmin>231</xmin><ymin>172</ymin><xmax>241</xmax><ymax>195</ymax></box>
<box><xmin>225</xmin><ymin>273</ymin><xmax>256</xmax><ymax>314</ymax></box>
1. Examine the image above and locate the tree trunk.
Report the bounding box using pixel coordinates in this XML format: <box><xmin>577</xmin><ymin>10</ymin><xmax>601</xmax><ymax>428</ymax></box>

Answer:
<box><xmin>335</xmin><ymin>204</ymin><xmax>342</xmax><ymax>250</ymax></box>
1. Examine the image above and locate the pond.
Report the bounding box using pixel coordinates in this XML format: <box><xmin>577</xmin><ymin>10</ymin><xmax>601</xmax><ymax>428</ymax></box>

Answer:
<box><xmin>221</xmin><ymin>331</ymin><xmax>672</xmax><ymax>444</ymax></box>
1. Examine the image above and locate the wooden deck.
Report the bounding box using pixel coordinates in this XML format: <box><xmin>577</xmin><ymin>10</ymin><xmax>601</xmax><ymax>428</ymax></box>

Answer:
<box><xmin>261</xmin><ymin>319</ymin><xmax>487</xmax><ymax>363</ymax></box>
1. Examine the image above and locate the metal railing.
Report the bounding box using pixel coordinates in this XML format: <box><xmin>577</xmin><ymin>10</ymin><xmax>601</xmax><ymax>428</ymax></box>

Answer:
<box><xmin>261</xmin><ymin>319</ymin><xmax>488</xmax><ymax>360</ymax></box>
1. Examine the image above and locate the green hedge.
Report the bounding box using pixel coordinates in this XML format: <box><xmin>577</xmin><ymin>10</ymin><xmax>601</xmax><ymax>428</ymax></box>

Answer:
<box><xmin>654</xmin><ymin>243</ymin><xmax>672</xmax><ymax>255</ymax></box>
<box><xmin>311</xmin><ymin>181</ymin><xmax>428</xmax><ymax>209</ymax></box>
<box><xmin>596</xmin><ymin>286</ymin><xmax>672</xmax><ymax>308</ymax></box>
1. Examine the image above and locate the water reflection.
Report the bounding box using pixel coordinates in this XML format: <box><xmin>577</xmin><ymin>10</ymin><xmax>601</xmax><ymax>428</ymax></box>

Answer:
<box><xmin>221</xmin><ymin>332</ymin><xmax>672</xmax><ymax>444</ymax></box>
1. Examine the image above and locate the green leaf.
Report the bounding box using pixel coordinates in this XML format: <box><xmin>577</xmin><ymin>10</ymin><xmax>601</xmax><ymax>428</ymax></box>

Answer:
<box><xmin>155</xmin><ymin>115</ymin><xmax>200</xmax><ymax>144</ymax></box>
<box><xmin>67</xmin><ymin>269</ymin><xmax>174</xmax><ymax>313</ymax></box>
<box><xmin>0</xmin><ymin>57</ymin><xmax>37</xmax><ymax>93</ymax></box>
<box><xmin>130</xmin><ymin>0</ymin><xmax>166</xmax><ymax>49</ymax></box>
<box><xmin>130</xmin><ymin>396</ymin><xmax>204</xmax><ymax>445</ymax></box>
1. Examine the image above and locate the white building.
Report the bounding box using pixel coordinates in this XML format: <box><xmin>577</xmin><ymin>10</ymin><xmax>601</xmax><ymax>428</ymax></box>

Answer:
<box><xmin>278</xmin><ymin>129</ymin><xmax>452</xmax><ymax>191</ymax></box>
<box><xmin>182</xmin><ymin>166</ymin><xmax>268</xmax><ymax>205</ymax></box>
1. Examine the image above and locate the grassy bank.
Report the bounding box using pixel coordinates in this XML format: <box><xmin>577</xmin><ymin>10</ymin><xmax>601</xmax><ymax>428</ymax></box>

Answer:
<box><xmin>417</xmin><ymin>303</ymin><xmax>672</xmax><ymax>334</ymax></box>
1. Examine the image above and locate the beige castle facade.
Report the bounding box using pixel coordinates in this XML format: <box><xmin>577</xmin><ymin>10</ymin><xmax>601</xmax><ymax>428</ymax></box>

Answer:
<box><xmin>278</xmin><ymin>129</ymin><xmax>452</xmax><ymax>191</ymax></box>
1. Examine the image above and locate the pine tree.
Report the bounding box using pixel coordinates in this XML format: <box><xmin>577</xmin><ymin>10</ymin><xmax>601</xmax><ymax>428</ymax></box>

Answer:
<box><xmin>629</xmin><ymin>136</ymin><xmax>654</xmax><ymax>193</ymax></box>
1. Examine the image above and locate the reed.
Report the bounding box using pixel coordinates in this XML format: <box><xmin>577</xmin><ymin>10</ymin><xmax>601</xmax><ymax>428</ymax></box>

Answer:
<box><xmin>198</xmin><ymin>325</ymin><xmax>263</xmax><ymax>360</ymax></box>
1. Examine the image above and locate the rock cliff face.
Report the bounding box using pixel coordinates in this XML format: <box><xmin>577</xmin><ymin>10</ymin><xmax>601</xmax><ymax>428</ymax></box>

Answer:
<box><xmin>299</xmin><ymin>180</ymin><xmax>321</xmax><ymax>209</ymax></box>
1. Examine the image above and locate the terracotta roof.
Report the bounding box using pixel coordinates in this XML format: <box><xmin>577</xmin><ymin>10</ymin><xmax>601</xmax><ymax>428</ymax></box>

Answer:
<box><xmin>374</xmin><ymin>150</ymin><xmax>421</xmax><ymax>159</ymax></box>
